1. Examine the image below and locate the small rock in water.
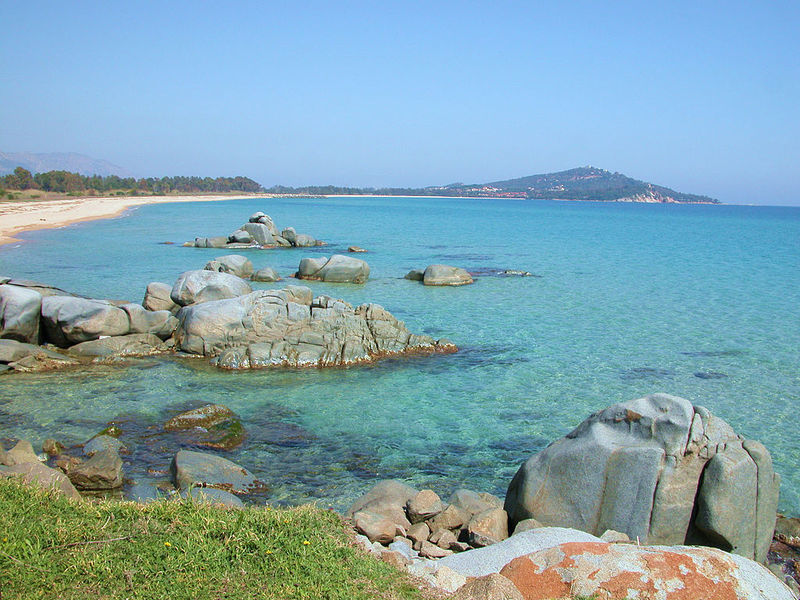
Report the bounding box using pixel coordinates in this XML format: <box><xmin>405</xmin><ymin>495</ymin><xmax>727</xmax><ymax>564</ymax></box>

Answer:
<box><xmin>348</xmin><ymin>246</ymin><xmax>367</xmax><ymax>253</ymax></box>
<box><xmin>619</xmin><ymin>367</ymin><xmax>675</xmax><ymax>380</ymax></box>
<box><xmin>694</xmin><ymin>371</ymin><xmax>728</xmax><ymax>379</ymax></box>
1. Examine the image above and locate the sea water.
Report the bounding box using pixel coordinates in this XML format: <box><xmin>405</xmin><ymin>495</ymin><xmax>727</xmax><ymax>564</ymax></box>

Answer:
<box><xmin>0</xmin><ymin>197</ymin><xmax>798</xmax><ymax>514</ymax></box>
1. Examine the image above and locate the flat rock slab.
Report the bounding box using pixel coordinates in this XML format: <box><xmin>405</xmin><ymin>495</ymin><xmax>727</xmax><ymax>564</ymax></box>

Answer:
<box><xmin>500</xmin><ymin>541</ymin><xmax>797</xmax><ymax>600</ymax></box>
<box><xmin>170</xmin><ymin>449</ymin><xmax>263</xmax><ymax>494</ymax></box>
<box><xmin>435</xmin><ymin>527</ymin><xmax>602</xmax><ymax>579</ymax></box>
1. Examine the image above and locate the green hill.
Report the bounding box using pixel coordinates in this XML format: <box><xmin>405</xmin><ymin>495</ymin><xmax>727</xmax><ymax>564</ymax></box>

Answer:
<box><xmin>443</xmin><ymin>166</ymin><xmax>718</xmax><ymax>203</ymax></box>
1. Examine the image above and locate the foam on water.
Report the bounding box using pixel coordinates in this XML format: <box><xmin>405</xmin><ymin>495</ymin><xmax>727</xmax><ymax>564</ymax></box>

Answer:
<box><xmin>0</xmin><ymin>197</ymin><xmax>798</xmax><ymax>513</ymax></box>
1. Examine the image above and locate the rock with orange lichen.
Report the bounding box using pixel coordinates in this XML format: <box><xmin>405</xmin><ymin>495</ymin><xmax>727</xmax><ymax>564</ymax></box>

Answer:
<box><xmin>499</xmin><ymin>540</ymin><xmax>796</xmax><ymax>600</ymax></box>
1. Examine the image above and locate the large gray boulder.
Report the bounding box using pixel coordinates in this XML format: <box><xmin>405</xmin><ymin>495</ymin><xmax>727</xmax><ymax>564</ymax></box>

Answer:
<box><xmin>142</xmin><ymin>282</ymin><xmax>180</xmax><ymax>313</ymax></box>
<box><xmin>170</xmin><ymin>450</ymin><xmax>262</xmax><ymax>494</ymax></box>
<box><xmin>173</xmin><ymin>287</ymin><xmax>456</xmax><ymax>368</ymax></box>
<box><xmin>504</xmin><ymin>394</ymin><xmax>780</xmax><ymax>562</ymax></box>
<box><xmin>241</xmin><ymin>223</ymin><xmax>274</xmax><ymax>246</ymax></box>
<box><xmin>170</xmin><ymin>270</ymin><xmax>252</xmax><ymax>307</ymax></box>
<box><xmin>423</xmin><ymin>264</ymin><xmax>473</xmax><ymax>286</ymax></box>
<box><xmin>297</xmin><ymin>255</ymin><xmax>369</xmax><ymax>284</ymax></box>
<box><xmin>41</xmin><ymin>296</ymin><xmax>130</xmax><ymax>347</ymax></box>
<box><xmin>0</xmin><ymin>284</ymin><xmax>42</xmax><ymax>343</ymax></box>
<box><xmin>203</xmin><ymin>254</ymin><xmax>254</xmax><ymax>279</ymax></box>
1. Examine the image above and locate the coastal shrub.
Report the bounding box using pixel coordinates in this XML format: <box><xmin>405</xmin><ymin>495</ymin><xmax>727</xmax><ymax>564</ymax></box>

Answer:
<box><xmin>0</xmin><ymin>478</ymin><xmax>427</xmax><ymax>600</ymax></box>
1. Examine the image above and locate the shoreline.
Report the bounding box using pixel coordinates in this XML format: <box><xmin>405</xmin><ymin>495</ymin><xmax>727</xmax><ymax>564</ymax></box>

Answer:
<box><xmin>0</xmin><ymin>192</ymin><xmax>729</xmax><ymax>247</ymax></box>
<box><xmin>0</xmin><ymin>193</ymin><xmax>274</xmax><ymax>246</ymax></box>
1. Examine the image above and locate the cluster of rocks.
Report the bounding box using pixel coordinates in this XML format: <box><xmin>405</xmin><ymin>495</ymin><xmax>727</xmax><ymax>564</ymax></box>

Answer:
<box><xmin>202</xmin><ymin>254</ymin><xmax>281</xmax><ymax>283</ymax></box>
<box><xmin>405</xmin><ymin>264</ymin><xmax>474</xmax><ymax>286</ymax></box>
<box><xmin>185</xmin><ymin>211</ymin><xmax>324</xmax><ymax>249</ymax></box>
<box><xmin>1</xmin><ymin>403</ymin><xmax>264</xmax><ymax>509</ymax></box>
<box><xmin>348</xmin><ymin>480</ymin><xmax>511</xmax><ymax>560</ymax></box>
<box><xmin>1</xmin><ymin>270</ymin><xmax>456</xmax><ymax>373</ymax></box>
<box><xmin>0</xmin><ymin>278</ymin><xmax>177</xmax><ymax>373</ymax></box>
<box><xmin>1</xmin><ymin>434</ymin><xmax>122</xmax><ymax>499</ymax></box>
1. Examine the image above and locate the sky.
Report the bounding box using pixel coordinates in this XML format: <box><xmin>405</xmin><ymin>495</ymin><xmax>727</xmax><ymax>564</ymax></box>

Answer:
<box><xmin>1</xmin><ymin>1</ymin><xmax>799</xmax><ymax>205</ymax></box>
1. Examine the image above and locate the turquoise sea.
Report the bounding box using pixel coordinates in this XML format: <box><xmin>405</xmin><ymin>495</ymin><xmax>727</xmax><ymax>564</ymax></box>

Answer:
<box><xmin>1</xmin><ymin>197</ymin><xmax>798</xmax><ymax>515</ymax></box>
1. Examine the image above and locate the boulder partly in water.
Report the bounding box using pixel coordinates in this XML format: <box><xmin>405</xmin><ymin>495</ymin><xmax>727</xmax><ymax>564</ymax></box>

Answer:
<box><xmin>173</xmin><ymin>286</ymin><xmax>456</xmax><ymax>368</ymax></box>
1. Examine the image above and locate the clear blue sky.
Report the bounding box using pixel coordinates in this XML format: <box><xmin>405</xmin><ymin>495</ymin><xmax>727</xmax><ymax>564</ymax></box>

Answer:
<box><xmin>1</xmin><ymin>1</ymin><xmax>798</xmax><ymax>204</ymax></box>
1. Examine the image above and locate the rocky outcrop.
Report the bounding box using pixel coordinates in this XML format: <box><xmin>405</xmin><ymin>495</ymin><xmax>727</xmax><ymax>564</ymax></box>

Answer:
<box><xmin>0</xmin><ymin>284</ymin><xmax>42</xmax><ymax>343</ymax></box>
<box><xmin>170</xmin><ymin>270</ymin><xmax>252</xmax><ymax>307</ymax></box>
<box><xmin>173</xmin><ymin>286</ymin><xmax>456</xmax><ymax>368</ymax></box>
<box><xmin>170</xmin><ymin>449</ymin><xmax>265</xmax><ymax>494</ymax></box>
<box><xmin>504</xmin><ymin>394</ymin><xmax>781</xmax><ymax>562</ymax></box>
<box><xmin>204</xmin><ymin>255</ymin><xmax>254</xmax><ymax>279</ymax></box>
<box><xmin>185</xmin><ymin>212</ymin><xmax>324</xmax><ymax>249</ymax></box>
<box><xmin>296</xmin><ymin>254</ymin><xmax>370</xmax><ymax>284</ymax></box>
<box><xmin>498</xmin><ymin>541</ymin><xmax>796</xmax><ymax>600</ymax></box>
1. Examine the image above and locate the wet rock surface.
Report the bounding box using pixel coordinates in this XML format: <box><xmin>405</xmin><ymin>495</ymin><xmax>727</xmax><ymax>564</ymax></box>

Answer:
<box><xmin>164</xmin><ymin>404</ymin><xmax>245</xmax><ymax>450</ymax></box>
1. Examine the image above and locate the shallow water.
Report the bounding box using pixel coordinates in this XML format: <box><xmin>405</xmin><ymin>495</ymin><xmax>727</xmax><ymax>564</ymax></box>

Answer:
<box><xmin>1</xmin><ymin>197</ymin><xmax>798</xmax><ymax>514</ymax></box>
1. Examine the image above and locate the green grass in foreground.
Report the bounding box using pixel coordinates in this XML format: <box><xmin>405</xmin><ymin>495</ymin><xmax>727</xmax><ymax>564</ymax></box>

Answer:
<box><xmin>0</xmin><ymin>478</ymin><xmax>428</xmax><ymax>600</ymax></box>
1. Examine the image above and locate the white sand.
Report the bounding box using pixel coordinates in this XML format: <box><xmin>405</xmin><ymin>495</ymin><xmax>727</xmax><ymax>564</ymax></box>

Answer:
<box><xmin>0</xmin><ymin>194</ymin><xmax>272</xmax><ymax>245</ymax></box>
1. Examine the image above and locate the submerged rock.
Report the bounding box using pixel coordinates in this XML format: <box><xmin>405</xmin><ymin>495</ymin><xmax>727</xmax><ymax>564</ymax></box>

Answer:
<box><xmin>173</xmin><ymin>286</ymin><xmax>456</xmax><ymax>368</ymax></box>
<box><xmin>170</xmin><ymin>449</ymin><xmax>263</xmax><ymax>494</ymax></box>
<box><xmin>164</xmin><ymin>404</ymin><xmax>245</xmax><ymax>450</ymax></box>
<box><xmin>504</xmin><ymin>394</ymin><xmax>781</xmax><ymax>562</ymax></box>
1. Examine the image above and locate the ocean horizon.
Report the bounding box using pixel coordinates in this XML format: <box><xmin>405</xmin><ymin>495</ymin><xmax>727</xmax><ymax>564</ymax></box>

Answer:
<box><xmin>1</xmin><ymin>196</ymin><xmax>798</xmax><ymax>515</ymax></box>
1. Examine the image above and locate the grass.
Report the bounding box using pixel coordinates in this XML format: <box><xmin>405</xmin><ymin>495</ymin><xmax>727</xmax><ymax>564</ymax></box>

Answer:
<box><xmin>0</xmin><ymin>478</ymin><xmax>430</xmax><ymax>600</ymax></box>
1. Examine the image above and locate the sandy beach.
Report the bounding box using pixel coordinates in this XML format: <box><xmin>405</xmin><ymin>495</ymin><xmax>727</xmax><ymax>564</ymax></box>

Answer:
<box><xmin>0</xmin><ymin>193</ymin><xmax>273</xmax><ymax>246</ymax></box>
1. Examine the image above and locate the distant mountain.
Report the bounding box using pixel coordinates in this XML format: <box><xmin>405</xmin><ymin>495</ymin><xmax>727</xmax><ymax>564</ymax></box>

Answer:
<box><xmin>434</xmin><ymin>167</ymin><xmax>718</xmax><ymax>203</ymax></box>
<box><xmin>267</xmin><ymin>167</ymin><xmax>718</xmax><ymax>203</ymax></box>
<box><xmin>0</xmin><ymin>151</ymin><xmax>133</xmax><ymax>178</ymax></box>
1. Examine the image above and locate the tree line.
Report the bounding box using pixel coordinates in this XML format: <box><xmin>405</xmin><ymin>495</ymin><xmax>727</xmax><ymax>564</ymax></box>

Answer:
<box><xmin>0</xmin><ymin>167</ymin><xmax>263</xmax><ymax>195</ymax></box>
